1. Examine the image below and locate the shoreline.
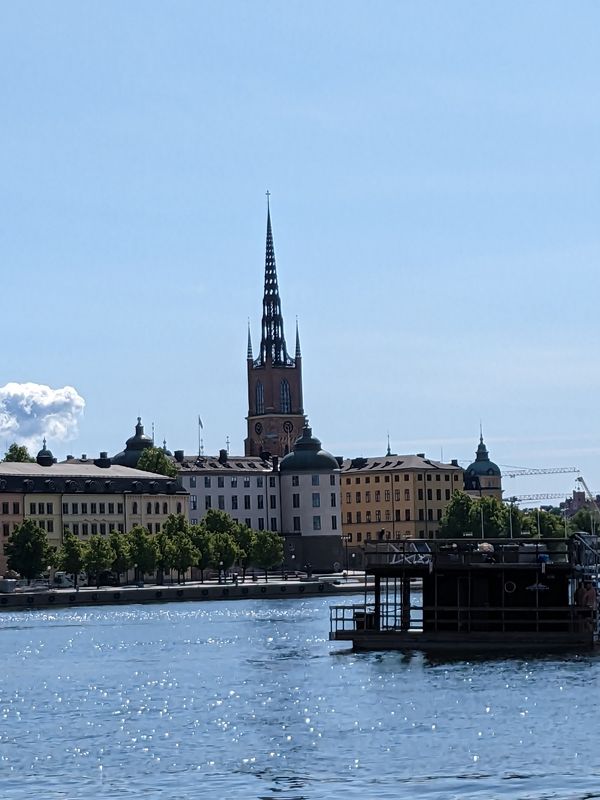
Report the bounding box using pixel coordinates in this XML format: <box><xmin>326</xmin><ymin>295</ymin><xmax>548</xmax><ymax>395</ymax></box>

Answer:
<box><xmin>0</xmin><ymin>577</ymin><xmax>370</xmax><ymax>611</ymax></box>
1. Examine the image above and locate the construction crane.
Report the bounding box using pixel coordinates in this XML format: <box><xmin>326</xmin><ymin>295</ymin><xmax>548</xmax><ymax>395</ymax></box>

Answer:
<box><xmin>575</xmin><ymin>477</ymin><xmax>600</xmax><ymax>521</ymax></box>
<box><xmin>507</xmin><ymin>493</ymin><xmax>569</xmax><ymax>504</ymax></box>
<box><xmin>502</xmin><ymin>466</ymin><xmax>579</xmax><ymax>479</ymax></box>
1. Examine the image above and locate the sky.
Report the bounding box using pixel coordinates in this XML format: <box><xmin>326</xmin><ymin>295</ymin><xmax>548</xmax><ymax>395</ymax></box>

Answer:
<box><xmin>1</xmin><ymin>2</ymin><xmax>599</xmax><ymax>502</ymax></box>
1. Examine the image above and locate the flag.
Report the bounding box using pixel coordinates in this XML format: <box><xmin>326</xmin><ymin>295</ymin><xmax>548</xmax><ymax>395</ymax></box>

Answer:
<box><xmin>198</xmin><ymin>415</ymin><xmax>203</xmax><ymax>430</ymax></box>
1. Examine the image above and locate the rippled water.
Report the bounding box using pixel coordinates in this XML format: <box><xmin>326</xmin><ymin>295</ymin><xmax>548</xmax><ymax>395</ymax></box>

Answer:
<box><xmin>1</xmin><ymin>596</ymin><xmax>600</xmax><ymax>799</ymax></box>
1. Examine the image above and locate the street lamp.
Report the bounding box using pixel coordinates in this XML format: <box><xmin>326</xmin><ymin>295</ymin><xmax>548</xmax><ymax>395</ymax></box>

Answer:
<box><xmin>219</xmin><ymin>560</ymin><xmax>224</xmax><ymax>584</ymax></box>
<box><xmin>341</xmin><ymin>534</ymin><xmax>350</xmax><ymax>571</ymax></box>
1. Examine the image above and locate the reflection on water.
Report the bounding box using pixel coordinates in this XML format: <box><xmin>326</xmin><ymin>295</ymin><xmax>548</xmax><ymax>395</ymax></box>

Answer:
<box><xmin>1</xmin><ymin>596</ymin><xmax>600</xmax><ymax>799</ymax></box>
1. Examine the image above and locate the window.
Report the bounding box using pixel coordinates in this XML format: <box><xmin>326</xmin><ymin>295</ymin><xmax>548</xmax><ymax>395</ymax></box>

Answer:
<box><xmin>12</xmin><ymin>503</ymin><xmax>19</xmax><ymax>515</ymax></box>
<box><xmin>270</xmin><ymin>518</ymin><xmax>277</xmax><ymax>531</ymax></box>
<box><xmin>292</xmin><ymin>476</ymin><xmax>299</xmax><ymax>487</ymax></box>
<box><xmin>176</xmin><ymin>502</ymin><xmax>182</xmax><ymax>513</ymax></box>
<box><xmin>312</xmin><ymin>515</ymin><xmax>321</xmax><ymax>531</ymax></box>
<box><xmin>374</xmin><ymin>477</ymin><xmax>380</xmax><ymax>483</ymax></box>
<box><xmin>357</xmin><ymin>532</ymin><xmax>362</xmax><ymax>543</ymax></box>
<box><xmin>245</xmin><ymin>518</ymin><xmax>252</xmax><ymax>528</ymax></box>
<box><xmin>258</xmin><ymin>518</ymin><xmax>265</xmax><ymax>531</ymax></box>
<box><xmin>38</xmin><ymin>503</ymin><xmax>44</xmax><ymax>515</ymax></box>
<box><xmin>62</xmin><ymin>503</ymin><xmax>68</xmax><ymax>515</ymax></box>
<box><xmin>100</xmin><ymin>523</ymin><xmax>107</xmax><ymax>535</ymax></box>
<box><xmin>29</xmin><ymin>503</ymin><xmax>36</xmax><ymax>515</ymax></box>
<box><xmin>118</xmin><ymin>523</ymin><xmax>124</xmax><ymax>533</ymax></box>
<box><xmin>205</xmin><ymin>496</ymin><xmax>212</xmax><ymax>510</ymax></box>
<box><xmin>256</xmin><ymin>381</ymin><xmax>265</xmax><ymax>414</ymax></box>
<box><xmin>346</xmin><ymin>512</ymin><xmax>352</xmax><ymax>524</ymax></box>
<box><xmin>231</xmin><ymin>477</ymin><xmax>238</xmax><ymax>488</ymax></box>
<box><xmin>384</xmin><ymin>490</ymin><xmax>390</xmax><ymax>501</ymax></box>
<box><xmin>365</xmin><ymin>491</ymin><xmax>371</xmax><ymax>503</ymax></box>
<box><xmin>91</xmin><ymin>503</ymin><xmax>97</xmax><ymax>514</ymax></box>
<box><xmin>100</xmin><ymin>503</ymin><xmax>106</xmax><ymax>514</ymax></box>
<box><xmin>445</xmin><ymin>474</ymin><xmax>450</xmax><ymax>481</ymax></box>
<box><xmin>257</xmin><ymin>477</ymin><xmax>263</xmax><ymax>488</ymax></box>
<box><xmin>257</xmin><ymin>496</ymin><xmax>264</xmax><ymax>509</ymax></box>
<box><xmin>366</xmin><ymin>511</ymin><xmax>371</xmax><ymax>522</ymax></box>
<box><xmin>312</xmin><ymin>475</ymin><xmax>320</xmax><ymax>486</ymax></box>
<box><xmin>270</xmin><ymin>495</ymin><xmax>276</xmax><ymax>509</ymax></box>
<box><xmin>454</xmin><ymin>474</ymin><xmax>459</xmax><ymax>481</ymax></box>
<box><xmin>356</xmin><ymin>512</ymin><xmax>362</xmax><ymax>523</ymax></box>
<box><xmin>204</xmin><ymin>477</ymin><xmax>211</xmax><ymax>488</ymax></box>
<box><xmin>243</xmin><ymin>477</ymin><xmax>251</xmax><ymax>488</ymax></box>
<box><xmin>47</xmin><ymin>520</ymin><xmax>54</xmax><ymax>533</ymax></box>
<box><xmin>346</xmin><ymin>478</ymin><xmax>351</xmax><ymax>484</ymax></box>
<box><xmin>109</xmin><ymin>503</ymin><xmax>115</xmax><ymax>514</ymax></box>
<box><xmin>293</xmin><ymin>516</ymin><xmax>301</xmax><ymax>532</ymax></box>
<box><xmin>190</xmin><ymin>476</ymin><xmax>197</xmax><ymax>488</ymax></box>
<box><xmin>81</xmin><ymin>503</ymin><xmax>88</xmax><ymax>514</ymax></box>
<box><xmin>330</xmin><ymin>475</ymin><xmax>336</xmax><ymax>486</ymax></box>
<box><xmin>445</xmin><ymin>489</ymin><xmax>451</xmax><ymax>500</ymax></box>
<box><xmin>82</xmin><ymin>523</ymin><xmax>89</xmax><ymax>535</ymax></box>
<box><xmin>395</xmin><ymin>510</ymin><xmax>401</xmax><ymax>521</ymax></box>
<box><xmin>427</xmin><ymin>509</ymin><xmax>433</xmax><ymax>520</ymax></box>
<box><xmin>418</xmin><ymin>509</ymin><xmax>424</xmax><ymax>521</ymax></box>
<box><xmin>244</xmin><ymin>496</ymin><xmax>251</xmax><ymax>510</ymax></box>
<box><xmin>384</xmin><ymin>476</ymin><xmax>390</xmax><ymax>483</ymax></box>
<box><xmin>269</xmin><ymin>476</ymin><xmax>276</xmax><ymax>488</ymax></box>
<box><xmin>394</xmin><ymin>490</ymin><xmax>400</xmax><ymax>502</ymax></box>
<box><xmin>147</xmin><ymin>502</ymin><xmax>152</xmax><ymax>514</ymax></box>
<box><xmin>147</xmin><ymin>523</ymin><xmax>153</xmax><ymax>534</ymax></box>
<box><xmin>132</xmin><ymin>502</ymin><xmax>138</xmax><ymax>515</ymax></box>
<box><xmin>418</xmin><ymin>488</ymin><xmax>423</xmax><ymax>500</ymax></box>
<box><xmin>331</xmin><ymin>516</ymin><xmax>337</xmax><ymax>530</ymax></box>
<box><xmin>366</xmin><ymin>532</ymin><xmax>372</xmax><ymax>540</ymax></box>
<box><xmin>375</xmin><ymin>510</ymin><xmax>381</xmax><ymax>522</ymax></box>
<box><xmin>355</xmin><ymin>477</ymin><xmax>361</xmax><ymax>484</ymax></box>
<box><xmin>218</xmin><ymin>496</ymin><xmax>225</xmax><ymax>510</ymax></box>
<box><xmin>71</xmin><ymin>503</ymin><xmax>78</xmax><ymax>515</ymax></box>
<box><xmin>91</xmin><ymin>523</ymin><xmax>98</xmax><ymax>535</ymax></box>
<box><xmin>280</xmin><ymin>379</ymin><xmax>291</xmax><ymax>413</ymax></box>
<box><xmin>330</xmin><ymin>493</ymin><xmax>336</xmax><ymax>507</ymax></box>
<box><xmin>217</xmin><ymin>476</ymin><xmax>224</xmax><ymax>488</ymax></box>
<box><xmin>190</xmin><ymin>496</ymin><xmax>197</xmax><ymax>511</ymax></box>
<box><xmin>404</xmin><ymin>489</ymin><xmax>410</xmax><ymax>501</ymax></box>
<box><xmin>1</xmin><ymin>502</ymin><xmax>8</xmax><ymax>515</ymax></box>
<box><xmin>312</xmin><ymin>493</ymin><xmax>320</xmax><ymax>508</ymax></box>
<box><xmin>39</xmin><ymin>520</ymin><xmax>46</xmax><ymax>530</ymax></box>
<box><xmin>231</xmin><ymin>496</ymin><xmax>238</xmax><ymax>510</ymax></box>
<box><xmin>436</xmin><ymin>489</ymin><xmax>441</xmax><ymax>501</ymax></box>
<box><xmin>118</xmin><ymin>503</ymin><xmax>123</xmax><ymax>514</ymax></box>
<box><xmin>405</xmin><ymin>509</ymin><xmax>411</xmax><ymax>521</ymax></box>
<box><xmin>2</xmin><ymin>523</ymin><xmax>8</xmax><ymax>536</ymax></box>
<box><xmin>73</xmin><ymin>523</ymin><xmax>79</xmax><ymax>536</ymax></box>
<box><xmin>417</xmin><ymin>474</ymin><xmax>423</xmax><ymax>482</ymax></box>
<box><xmin>404</xmin><ymin>474</ymin><xmax>409</xmax><ymax>482</ymax></box>
<box><xmin>427</xmin><ymin>474</ymin><xmax>432</xmax><ymax>482</ymax></box>
<box><xmin>437</xmin><ymin>509</ymin><xmax>443</xmax><ymax>520</ymax></box>
<box><xmin>427</xmin><ymin>489</ymin><xmax>432</xmax><ymax>501</ymax></box>
<box><xmin>345</xmin><ymin>492</ymin><xmax>351</xmax><ymax>503</ymax></box>
<box><xmin>355</xmin><ymin>492</ymin><xmax>361</xmax><ymax>503</ymax></box>
<box><xmin>109</xmin><ymin>523</ymin><xmax>115</xmax><ymax>533</ymax></box>
<box><xmin>385</xmin><ymin>510</ymin><xmax>391</xmax><ymax>521</ymax></box>
<box><xmin>375</xmin><ymin>491</ymin><xmax>381</xmax><ymax>502</ymax></box>
<box><xmin>154</xmin><ymin>502</ymin><xmax>159</xmax><ymax>514</ymax></box>
<box><xmin>436</xmin><ymin>474</ymin><xmax>441</xmax><ymax>481</ymax></box>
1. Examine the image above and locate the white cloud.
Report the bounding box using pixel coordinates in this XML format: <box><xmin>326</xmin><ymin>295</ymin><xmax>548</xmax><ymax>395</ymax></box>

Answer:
<box><xmin>0</xmin><ymin>382</ymin><xmax>85</xmax><ymax>451</ymax></box>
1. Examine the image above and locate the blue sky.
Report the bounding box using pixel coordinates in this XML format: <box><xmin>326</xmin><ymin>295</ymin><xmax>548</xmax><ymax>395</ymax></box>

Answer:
<box><xmin>1</xmin><ymin>2</ymin><xmax>599</xmax><ymax>500</ymax></box>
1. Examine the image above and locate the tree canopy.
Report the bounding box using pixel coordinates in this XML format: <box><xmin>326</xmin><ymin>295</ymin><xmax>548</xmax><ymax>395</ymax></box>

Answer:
<box><xmin>5</xmin><ymin>520</ymin><xmax>54</xmax><ymax>582</ymax></box>
<box><xmin>136</xmin><ymin>447</ymin><xmax>178</xmax><ymax>478</ymax></box>
<box><xmin>84</xmin><ymin>535</ymin><xmax>115</xmax><ymax>587</ymax></box>
<box><xmin>3</xmin><ymin>443</ymin><xmax>34</xmax><ymax>462</ymax></box>
<box><xmin>252</xmin><ymin>530</ymin><xmax>284</xmax><ymax>580</ymax></box>
<box><xmin>58</xmin><ymin>532</ymin><xmax>86</xmax><ymax>587</ymax></box>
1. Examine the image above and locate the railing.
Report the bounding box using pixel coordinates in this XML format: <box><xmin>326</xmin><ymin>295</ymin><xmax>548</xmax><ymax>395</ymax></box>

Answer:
<box><xmin>330</xmin><ymin>601</ymin><xmax>595</xmax><ymax>636</ymax></box>
<box><xmin>364</xmin><ymin>537</ymin><xmax>577</xmax><ymax>569</ymax></box>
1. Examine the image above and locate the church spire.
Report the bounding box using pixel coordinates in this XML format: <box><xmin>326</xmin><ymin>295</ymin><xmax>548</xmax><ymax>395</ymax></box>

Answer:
<box><xmin>247</xmin><ymin>319</ymin><xmax>253</xmax><ymax>360</ymax></box>
<box><xmin>295</xmin><ymin>317</ymin><xmax>302</xmax><ymax>359</ymax></box>
<box><xmin>258</xmin><ymin>193</ymin><xmax>292</xmax><ymax>366</ymax></box>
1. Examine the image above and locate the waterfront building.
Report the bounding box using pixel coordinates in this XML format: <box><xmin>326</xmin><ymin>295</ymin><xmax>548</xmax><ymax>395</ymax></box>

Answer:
<box><xmin>0</xmin><ymin>443</ymin><xmax>188</xmax><ymax>575</ymax></box>
<box><xmin>245</xmin><ymin>202</ymin><xmax>306</xmax><ymax>458</ymax></box>
<box><xmin>340</xmin><ymin>453</ymin><xmax>464</xmax><ymax>556</ymax></box>
<box><xmin>463</xmin><ymin>433</ymin><xmax>503</xmax><ymax>500</ymax></box>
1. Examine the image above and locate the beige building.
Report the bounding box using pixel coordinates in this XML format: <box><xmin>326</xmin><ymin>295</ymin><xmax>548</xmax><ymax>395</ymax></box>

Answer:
<box><xmin>340</xmin><ymin>454</ymin><xmax>464</xmax><ymax>554</ymax></box>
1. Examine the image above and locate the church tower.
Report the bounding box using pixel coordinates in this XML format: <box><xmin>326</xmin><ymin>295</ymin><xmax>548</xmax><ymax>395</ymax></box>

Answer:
<box><xmin>245</xmin><ymin>199</ymin><xmax>305</xmax><ymax>457</ymax></box>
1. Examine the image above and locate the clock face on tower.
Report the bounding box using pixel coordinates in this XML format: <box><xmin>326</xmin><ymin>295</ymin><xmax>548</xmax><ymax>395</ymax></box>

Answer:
<box><xmin>283</xmin><ymin>421</ymin><xmax>294</xmax><ymax>434</ymax></box>
<box><xmin>255</xmin><ymin>422</ymin><xmax>263</xmax><ymax>435</ymax></box>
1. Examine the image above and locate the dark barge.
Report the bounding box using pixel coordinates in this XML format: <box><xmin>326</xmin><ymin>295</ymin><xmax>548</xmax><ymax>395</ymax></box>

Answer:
<box><xmin>330</xmin><ymin>535</ymin><xmax>600</xmax><ymax>652</ymax></box>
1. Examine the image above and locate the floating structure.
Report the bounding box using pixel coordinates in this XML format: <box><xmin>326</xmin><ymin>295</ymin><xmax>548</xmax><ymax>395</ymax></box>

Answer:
<box><xmin>330</xmin><ymin>535</ymin><xmax>600</xmax><ymax>652</ymax></box>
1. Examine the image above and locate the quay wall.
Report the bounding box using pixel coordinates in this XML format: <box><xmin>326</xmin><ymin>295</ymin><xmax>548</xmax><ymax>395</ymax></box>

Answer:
<box><xmin>0</xmin><ymin>580</ymin><xmax>366</xmax><ymax>611</ymax></box>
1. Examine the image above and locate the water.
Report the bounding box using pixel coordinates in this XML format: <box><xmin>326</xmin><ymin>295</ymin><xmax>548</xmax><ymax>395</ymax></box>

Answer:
<box><xmin>1</xmin><ymin>596</ymin><xmax>600</xmax><ymax>800</ymax></box>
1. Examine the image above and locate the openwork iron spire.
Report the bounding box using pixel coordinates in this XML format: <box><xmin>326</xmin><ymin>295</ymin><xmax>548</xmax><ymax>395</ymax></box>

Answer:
<box><xmin>258</xmin><ymin>197</ymin><xmax>293</xmax><ymax>366</ymax></box>
<box><xmin>247</xmin><ymin>319</ymin><xmax>253</xmax><ymax>360</ymax></box>
<box><xmin>295</xmin><ymin>317</ymin><xmax>302</xmax><ymax>359</ymax></box>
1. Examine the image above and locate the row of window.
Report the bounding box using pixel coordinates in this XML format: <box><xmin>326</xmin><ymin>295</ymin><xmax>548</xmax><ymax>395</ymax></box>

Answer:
<box><xmin>346</xmin><ymin>507</ymin><xmax>444</xmax><ymax>523</ymax></box>
<box><xmin>292</xmin><ymin>475</ymin><xmax>336</xmax><ymax>487</ymax></box>
<box><xmin>190</xmin><ymin>517</ymin><xmax>279</xmax><ymax>533</ymax></box>
<box><xmin>27</xmin><ymin>500</ymin><xmax>183</xmax><ymax>517</ymax></box>
<box><xmin>189</xmin><ymin>494</ymin><xmax>277</xmax><ymax>512</ymax></box>
<box><xmin>347</xmin><ymin>529</ymin><xmax>437</xmax><ymax>543</ymax></box>
<box><xmin>191</xmin><ymin>475</ymin><xmax>279</xmax><ymax>489</ymax></box>
<box><xmin>345</xmin><ymin>473</ymin><xmax>458</xmax><ymax>484</ymax></box>
<box><xmin>62</xmin><ymin>502</ymin><xmax>124</xmax><ymax>516</ymax></box>
<box><xmin>346</xmin><ymin>488</ymin><xmax>452</xmax><ymax>504</ymax></box>
<box><xmin>255</xmin><ymin>379</ymin><xmax>292</xmax><ymax>414</ymax></box>
<box><xmin>0</xmin><ymin>502</ymin><xmax>20</xmax><ymax>515</ymax></box>
<box><xmin>292</xmin><ymin>515</ymin><xmax>338</xmax><ymax>532</ymax></box>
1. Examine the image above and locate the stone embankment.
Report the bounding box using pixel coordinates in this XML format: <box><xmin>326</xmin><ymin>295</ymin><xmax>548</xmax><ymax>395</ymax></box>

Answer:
<box><xmin>0</xmin><ymin>578</ymin><xmax>368</xmax><ymax>611</ymax></box>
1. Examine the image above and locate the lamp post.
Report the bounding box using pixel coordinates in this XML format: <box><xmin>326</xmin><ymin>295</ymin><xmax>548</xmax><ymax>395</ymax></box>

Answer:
<box><xmin>341</xmin><ymin>534</ymin><xmax>350</xmax><ymax>571</ymax></box>
<box><xmin>219</xmin><ymin>560</ymin><xmax>224</xmax><ymax>584</ymax></box>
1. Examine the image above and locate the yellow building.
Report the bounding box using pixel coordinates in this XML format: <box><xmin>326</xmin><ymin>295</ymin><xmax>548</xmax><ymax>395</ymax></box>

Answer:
<box><xmin>340</xmin><ymin>454</ymin><xmax>464</xmax><ymax>554</ymax></box>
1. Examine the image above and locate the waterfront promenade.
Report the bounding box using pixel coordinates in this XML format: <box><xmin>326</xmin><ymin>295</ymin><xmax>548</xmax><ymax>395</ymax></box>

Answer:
<box><xmin>0</xmin><ymin>573</ymin><xmax>369</xmax><ymax>611</ymax></box>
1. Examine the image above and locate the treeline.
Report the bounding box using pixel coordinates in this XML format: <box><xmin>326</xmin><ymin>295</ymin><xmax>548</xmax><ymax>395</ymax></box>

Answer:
<box><xmin>440</xmin><ymin>492</ymin><xmax>572</xmax><ymax>539</ymax></box>
<box><xmin>5</xmin><ymin>510</ymin><xmax>284</xmax><ymax>587</ymax></box>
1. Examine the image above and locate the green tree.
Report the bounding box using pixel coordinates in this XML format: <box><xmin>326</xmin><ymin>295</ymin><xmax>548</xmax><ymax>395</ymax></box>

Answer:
<box><xmin>210</xmin><ymin>531</ymin><xmax>239</xmax><ymax>582</ymax></box>
<box><xmin>136</xmin><ymin>447</ymin><xmax>178</xmax><ymax>478</ymax></box>
<box><xmin>155</xmin><ymin>531</ymin><xmax>176</xmax><ymax>585</ymax></box>
<box><xmin>189</xmin><ymin>524</ymin><xmax>213</xmax><ymax>582</ymax></box>
<box><xmin>171</xmin><ymin>532</ymin><xmax>198</xmax><ymax>584</ymax></box>
<box><xmin>203</xmin><ymin>509</ymin><xmax>238</xmax><ymax>535</ymax></box>
<box><xmin>3</xmin><ymin>443</ymin><xmax>34</xmax><ymax>462</ymax></box>
<box><xmin>84</xmin><ymin>535</ymin><xmax>115</xmax><ymax>588</ymax></box>
<box><xmin>58</xmin><ymin>532</ymin><xmax>87</xmax><ymax>588</ymax></box>
<box><xmin>522</xmin><ymin>508</ymin><xmax>565</xmax><ymax>539</ymax></box>
<box><xmin>251</xmin><ymin>530</ymin><xmax>284</xmax><ymax>582</ymax></box>
<box><xmin>109</xmin><ymin>531</ymin><xmax>134</xmax><ymax>585</ymax></box>
<box><xmin>5</xmin><ymin>520</ymin><xmax>54</xmax><ymax>583</ymax></box>
<box><xmin>471</xmin><ymin>496</ymin><xmax>507</xmax><ymax>539</ymax></box>
<box><xmin>503</xmin><ymin>500</ymin><xmax>524</xmax><ymax>537</ymax></box>
<box><xmin>232</xmin><ymin>523</ymin><xmax>256</xmax><ymax>582</ymax></box>
<box><xmin>128</xmin><ymin>525</ymin><xmax>159</xmax><ymax>583</ymax></box>
<box><xmin>439</xmin><ymin>491</ymin><xmax>474</xmax><ymax>538</ymax></box>
<box><xmin>571</xmin><ymin>509</ymin><xmax>593</xmax><ymax>534</ymax></box>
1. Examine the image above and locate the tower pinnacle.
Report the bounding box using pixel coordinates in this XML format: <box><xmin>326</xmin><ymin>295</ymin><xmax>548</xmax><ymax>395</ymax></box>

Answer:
<box><xmin>258</xmin><ymin>200</ymin><xmax>292</xmax><ymax>366</ymax></box>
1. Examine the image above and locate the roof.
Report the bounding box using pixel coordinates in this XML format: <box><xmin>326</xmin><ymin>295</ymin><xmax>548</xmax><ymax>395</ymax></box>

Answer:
<box><xmin>279</xmin><ymin>426</ymin><xmax>339</xmax><ymax>473</ymax></box>
<box><xmin>175</xmin><ymin>455</ymin><xmax>273</xmax><ymax>473</ymax></box>
<box><xmin>340</xmin><ymin>455</ymin><xmax>463</xmax><ymax>473</ymax></box>
<box><xmin>0</xmin><ymin>462</ymin><xmax>174</xmax><ymax>480</ymax></box>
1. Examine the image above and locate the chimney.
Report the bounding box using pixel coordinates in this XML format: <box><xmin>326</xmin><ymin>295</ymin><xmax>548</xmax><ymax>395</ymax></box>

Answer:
<box><xmin>66</xmin><ymin>455</ymin><xmax>74</xmax><ymax>461</ymax></box>
<box><xmin>272</xmin><ymin>456</ymin><xmax>279</xmax><ymax>473</ymax></box>
<box><xmin>81</xmin><ymin>454</ymin><xmax>87</xmax><ymax>461</ymax></box>
<box><xmin>94</xmin><ymin>451</ymin><xmax>111</xmax><ymax>468</ymax></box>
<box><xmin>218</xmin><ymin>449</ymin><xmax>228</xmax><ymax>465</ymax></box>
<box><xmin>417</xmin><ymin>453</ymin><xmax>425</xmax><ymax>458</ymax></box>
<box><xmin>451</xmin><ymin>459</ymin><xmax>459</xmax><ymax>467</ymax></box>
<box><xmin>174</xmin><ymin>450</ymin><xmax>184</xmax><ymax>463</ymax></box>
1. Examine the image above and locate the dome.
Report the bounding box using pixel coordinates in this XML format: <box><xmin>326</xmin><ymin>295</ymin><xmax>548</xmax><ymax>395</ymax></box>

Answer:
<box><xmin>465</xmin><ymin>435</ymin><xmax>501</xmax><ymax>478</ymax></box>
<box><xmin>279</xmin><ymin>425</ymin><xmax>339</xmax><ymax>472</ymax></box>
<box><xmin>112</xmin><ymin>417</ymin><xmax>154</xmax><ymax>468</ymax></box>
<box><xmin>36</xmin><ymin>438</ymin><xmax>54</xmax><ymax>467</ymax></box>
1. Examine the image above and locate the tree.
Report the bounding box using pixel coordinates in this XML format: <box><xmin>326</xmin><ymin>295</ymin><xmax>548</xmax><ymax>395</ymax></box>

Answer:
<box><xmin>58</xmin><ymin>532</ymin><xmax>86</xmax><ymax>589</ymax></box>
<box><xmin>171</xmin><ymin>532</ymin><xmax>198</xmax><ymax>584</ymax></box>
<box><xmin>251</xmin><ymin>530</ymin><xmax>284</xmax><ymax>582</ymax></box>
<box><xmin>84</xmin><ymin>535</ymin><xmax>115</xmax><ymax>588</ymax></box>
<box><xmin>440</xmin><ymin>492</ymin><xmax>474</xmax><ymax>538</ymax></box>
<box><xmin>136</xmin><ymin>447</ymin><xmax>178</xmax><ymax>478</ymax></box>
<box><xmin>203</xmin><ymin>509</ymin><xmax>239</xmax><ymax>535</ymax></box>
<box><xmin>522</xmin><ymin>508</ymin><xmax>565</xmax><ymax>539</ymax></box>
<box><xmin>571</xmin><ymin>509</ymin><xmax>593</xmax><ymax>534</ymax></box>
<box><xmin>232</xmin><ymin>523</ymin><xmax>256</xmax><ymax>582</ymax></box>
<box><xmin>190</xmin><ymin>524</ymin><xmax>213</xmax><ymax>582</ymax></box>
<box><xmin>471</xmin><ymin>496</ymin><xmax>506</xmax><ymax>539</ymax></box>
<box><xmin>109</xmin><ymin>531</ymin><xmax>134</xmax><ymax>585</ymax></box>
<box><xmin>5</xmin><ymin>520</ymin><xmax>54</xmax><ymax>583</ymax></box>
<box><xmin>210</xmin><ymin>531</ymin><xmax>239</xmax><ymax>582</ymax></box>
<box><xmin>155</xmin><ymin>531</ymin><xmax>176</xmax><ymax>585</ymax></box>
<box><xmin>3</xmin><ymin>443</ymin><xmax>34</xmax><ymax>462</ymax></box>
<box><xmin>128</xmin><ymin>525</ymin><xmax>159</xmax><ymax>582</ymax></box>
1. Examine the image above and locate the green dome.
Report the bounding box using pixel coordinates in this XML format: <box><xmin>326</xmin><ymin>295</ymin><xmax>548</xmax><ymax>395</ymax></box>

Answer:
<box><xmin>465</xmin><ymin>435</ymin><xmax>501</xmax><ymax>478</ymax></box>
<box><xmin>112</xmin><ymin>417</ymin><xmax>154</xmax><ymax>468</ymax></box>
<box><xmin>36</xmin><ymin>438</ymin><xmax>54</xmax><ymax>467</ymax></box>
<box><xmin>279</xmin><ymin>425</ymin><xmax>339</xmax><ymax>472</ymax></box>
